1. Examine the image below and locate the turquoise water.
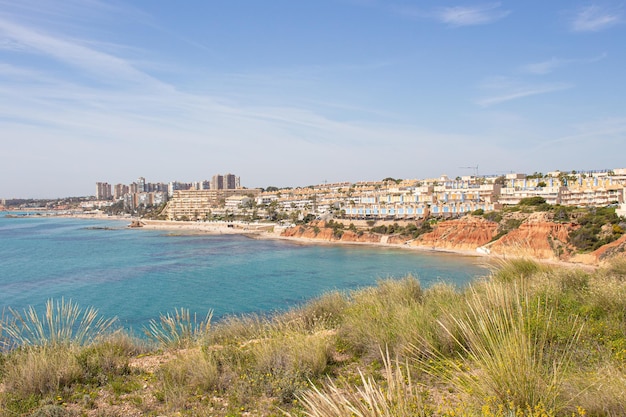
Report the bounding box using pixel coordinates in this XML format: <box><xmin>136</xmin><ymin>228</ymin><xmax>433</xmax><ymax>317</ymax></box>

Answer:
<box><xmin>0</xmin><ymin>214</ymin><xmax>489</xmax><ymax>332</ymax></box>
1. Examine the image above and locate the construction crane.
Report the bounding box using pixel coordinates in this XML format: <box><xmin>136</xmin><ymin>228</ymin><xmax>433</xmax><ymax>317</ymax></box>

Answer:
<box><xmin>459</xmin><ymin>165</ymin><xmax>479</xmax><ymax>177</ymax></box>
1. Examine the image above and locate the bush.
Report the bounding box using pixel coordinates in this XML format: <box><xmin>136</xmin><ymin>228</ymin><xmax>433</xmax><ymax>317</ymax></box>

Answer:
<box><xmin>339</xmin><ymin>277</ymin><xmax>425</xmax><ymax>358</ymax></box>
<box><xmin>519</xmin><ymin>196</ymin><xmax>547</xmax><ymax>206</ymax></box>
<box><xmin>483</xmin><ymin>211</ymin><xmax>503</xmax><ymax>223</ymax></box>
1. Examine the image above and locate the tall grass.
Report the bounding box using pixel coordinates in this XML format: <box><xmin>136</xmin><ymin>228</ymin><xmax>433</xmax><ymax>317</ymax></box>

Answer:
<box><xmin>416</xmin><ymin>279</ymin><xmax>582</xmax><ymax>413</ymax></box>
<box><xmin>293</xmin><ymin>349</ymin><xmax>431</xmax><ymax>417</ymax></box>
<box><xmin>158</xmin><ymin>348</ymin><xmax>220</xmax><ymax>410</ymax></box>
<box><xmin>339</xmin><ymin>276</ymin><xmax>424</xmax><ymax>359</ymax></box>
<box><xmin>144</xmin><ymin>307</ymin><xmax>213</xmax><ymax>348</ymax></box>
<box><xmin>2</xmin><ymin>298</ymin><xmax>117</xmax><ymax>349</ymax></box>
<box><xmin>2</xmin><ymin>345</ymin><xmax>83</xmax><ymax>396</ymax></box>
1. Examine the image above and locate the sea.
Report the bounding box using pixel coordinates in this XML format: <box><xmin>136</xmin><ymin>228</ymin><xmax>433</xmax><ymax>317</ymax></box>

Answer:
<box><xmin>0</xmin><ymin>213</ymin><xmax>490</xmax><ymax>334</ymax></box>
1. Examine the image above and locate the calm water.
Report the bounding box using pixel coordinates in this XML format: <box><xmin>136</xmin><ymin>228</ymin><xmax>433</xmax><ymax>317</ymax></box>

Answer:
<box><xmin>0</xmin><ymin>214</ymin><xmax>489</xmax><ymax>332</ymax></box>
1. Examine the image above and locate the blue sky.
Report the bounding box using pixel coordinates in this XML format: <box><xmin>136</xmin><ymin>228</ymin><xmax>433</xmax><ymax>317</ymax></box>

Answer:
<box><xmin>1</xmin><ymin>0</ymin><xmax>625</xmax><ymax>198</ymax></box>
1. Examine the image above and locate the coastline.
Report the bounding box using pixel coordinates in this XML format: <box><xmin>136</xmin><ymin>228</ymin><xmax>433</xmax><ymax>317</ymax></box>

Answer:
<box><xmin>136</xmin><ymin>219</ymin><xmax>486</xmax><ymax>256</ymax></box>
<box><xmin>10</xmin><ymin>212</ymin><xmax>596</xmax><ymax>269</ymax></box>
<box><xmin>132</xmin><ymin>219</ymin><xmax>597</xmax><ymax>270</ymax></box>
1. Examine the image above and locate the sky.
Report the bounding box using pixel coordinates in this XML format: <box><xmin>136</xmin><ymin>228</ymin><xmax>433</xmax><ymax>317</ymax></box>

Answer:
<box><xmin>1</xmin><ymin>1</ymin><xmax>625</xmax><ymax>198</ymax></box>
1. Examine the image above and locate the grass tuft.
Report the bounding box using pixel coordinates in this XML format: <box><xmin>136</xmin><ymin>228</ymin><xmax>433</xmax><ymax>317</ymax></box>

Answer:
<box><xmin>2</xmin><ymin>298</ymin><xmax>117</xmax><ymax>349</ymax></box>
<box><xmin>3</xmin><ymin>345</ymin><xmax>82</xmax><ymax>397</ymax></box>
<box><xmin>143</xmin><ymin>307</ymin><xmax>212</xmax><ymax>349</ymax></box>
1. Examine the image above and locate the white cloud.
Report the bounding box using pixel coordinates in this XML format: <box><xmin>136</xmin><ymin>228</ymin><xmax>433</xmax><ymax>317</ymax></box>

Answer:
<box><xmin>571</xmin><ymin>5</ymin><xmax>622</xmax><ymax>32</ymax></box>
<box><xmin>435</xmin><ymin>3</ymin><xmax>510</xmax><ymax>27</ymax></box>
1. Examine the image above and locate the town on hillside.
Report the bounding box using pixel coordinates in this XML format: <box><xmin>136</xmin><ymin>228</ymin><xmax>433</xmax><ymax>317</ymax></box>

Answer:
<box><xmin>3</xmin><ymin>169</ymin><xmax>626</xmax><ymax>220</ymax></box>
<box><xmin>93</xmin><ymin>169</ymin><xmax>626</xmax><ymax>221</ymax></box>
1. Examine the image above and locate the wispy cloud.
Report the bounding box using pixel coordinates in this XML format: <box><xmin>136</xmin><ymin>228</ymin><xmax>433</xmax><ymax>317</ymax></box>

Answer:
<box><xmin>522</xmin><ymin>53</ymin><xmax>607</xmax><ymax>75</ymax></box>
<box><xmin>435</xmin><ymin>3</ymin><xmax>510</xmax><ymax>27</ymax></box>
<box><xmin>368</xmin><ymin>2</ymin><xmax>510</xmax><ymax>26</ymax></box>
<box><xmin>522</xmin><ymin>57</ymin><xmax>564</xmax><ymax>75</ymax></box>
<box><xmin>477</xmin><ymin>77</ymin><xmax>571</xmax><ymax>106</ymax></box>
<box><xmin>570</xmin><ymin>5</ymin><xmax>622</xmax><ymax>32</ymax></box>
<box><xmin>0</xmin><ymin>17</ymin><xmax>168</xmax><ymax>90</ymax></box>
<box><xmin>529</xmin><ymin>117</ymin><xmax>626</xmax><ymax>153</ymax></box>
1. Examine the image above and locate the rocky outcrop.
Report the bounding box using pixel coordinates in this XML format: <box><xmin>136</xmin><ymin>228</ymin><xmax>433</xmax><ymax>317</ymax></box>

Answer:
<box><xmin>410</xmin><ymin>217</ymin><xmax>499</xmax><ymax>251</ymax></box>
<box><xmin>128</xmin><ymin>220</ymin><xmax>145</xmax><ymax>228</ymax></box>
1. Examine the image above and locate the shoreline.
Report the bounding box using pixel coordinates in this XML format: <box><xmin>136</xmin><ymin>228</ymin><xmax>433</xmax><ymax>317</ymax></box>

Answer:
<box><xmin>8</xmin><ymin>212</ymin><xmax>597</xmax><ymax>269</ymax></box>
<box><xmin>130</xmin><ymin>218</ymin><xmax>595</xmax><ymax>270</ymax></box>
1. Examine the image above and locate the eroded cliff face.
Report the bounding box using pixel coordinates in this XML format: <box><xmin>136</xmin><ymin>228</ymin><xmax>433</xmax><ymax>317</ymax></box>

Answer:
<box><xmin>486</xmin><ymin>219</ymin><xmax>576</xmax><ymax>261</ymax></box>
<box><xmin>279</xmin><ymin>215</ymin><xmax>619</xmax><ymax>265</ymax></box>
<box><xmin>410</xmin><ymin>217</ymin><xmax>498</xmax><ymax>251</ymax></box>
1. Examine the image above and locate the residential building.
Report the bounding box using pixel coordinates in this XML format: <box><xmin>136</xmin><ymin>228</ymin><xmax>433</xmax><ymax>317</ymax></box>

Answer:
<box><xmin>114</xmin><ymin>184</ymin><xmax>129</xmax><ymax>200</ymax></box>
<box><xmin>96</xmin><ymin>182</ymin><xmax>112</xmax><ymax>200</ymax></box>
<box><xmin>164</xmin><ymin>189</ymin><xmax>260</xmax><ymax>220</ymax></box>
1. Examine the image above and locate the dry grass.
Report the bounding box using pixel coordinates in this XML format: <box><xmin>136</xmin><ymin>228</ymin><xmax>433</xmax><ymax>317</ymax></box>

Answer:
<box><xmin>293</xmin><ymin>349</ymin><xmax>431</xmax><ymax>417</ymax></box>
<box><xmin>339</xmin><ymin>276</ymin><xmax>425</xmax><ymax>359</ymax></box>
<box><xmin>157</xmin><ymin>348</ymin><xmax>220</xmax><ymax>410</ymax></box>
<box><xmin>3</xmin><ymin>345</ymin><xmax>82</xmax><ymax>397</ymax></box>
<box><xmin>438</xmin><ymin>282</ymin><xmax>580</xmax><ymax>411</ymax></box>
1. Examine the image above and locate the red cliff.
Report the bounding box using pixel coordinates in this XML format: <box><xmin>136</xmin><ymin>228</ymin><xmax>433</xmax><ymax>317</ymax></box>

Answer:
<box><xmin>410</xmin><ymin>216</ymin><xmax>499</xmax><ymax>251</ymax></box>
<box><xmin>486</xmin><ymin>219</ymin><xmax>576</xmax><ymax>261</ymax></box>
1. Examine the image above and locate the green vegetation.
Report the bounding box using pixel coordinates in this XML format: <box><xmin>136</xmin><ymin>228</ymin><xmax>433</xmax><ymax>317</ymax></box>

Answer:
<box><xmin>2</xmin><ymin>259</ymin><xmax>626</xmax><ymax>416</ymax></box>
<box><xmin>569</xmin><ymin>207</ymin><xmax>624</xmax><ymax>252</ymax></box>
<box><xmin>369</xmin><ymin>221</ymin><xmax>432</xmax><ymax>238</ymax></box>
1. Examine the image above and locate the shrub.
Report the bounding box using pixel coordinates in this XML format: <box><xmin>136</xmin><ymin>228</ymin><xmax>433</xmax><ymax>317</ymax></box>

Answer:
<box><xmin>76</xmin><ymin>331</ymin><xmax>141</xmax><ymax>385</ymax></box>
<box><xmin>248</xmin><ymin>330</ymin><xmax>333</xmax><ymax>378</ymax></box>
<box><xmin>339</xmin><ymin>277</ymin><xmax>425</xmax><ymax>359</ymax></box>
<box><xmin>519</xmin><ymin>196</ymin><xmax>547</xmax><ymax>206</ymax></box>
<box><xmin>283</xmin><ymin>291</ymin><xmax>348</xmax><ymax>330</ymax></box>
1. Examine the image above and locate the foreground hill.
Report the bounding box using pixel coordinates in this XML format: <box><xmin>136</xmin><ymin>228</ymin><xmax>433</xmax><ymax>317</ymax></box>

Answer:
<box><xmin>2</xmin><ymin>258</ymin><xmax>626</xmax><ymax>416</ymax></box>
